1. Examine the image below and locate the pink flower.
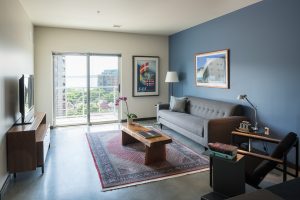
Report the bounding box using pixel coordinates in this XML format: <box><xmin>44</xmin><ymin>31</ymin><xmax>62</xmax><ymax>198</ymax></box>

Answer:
<box><xmin>119</xmin><ymin>96</ymin><xmax>127</xmax><ymax>101</ymax></box>
<box><xmin>115</xmin><ymin>99</ymin><xmax>120</xmax><ymax>106</ymax></box>
<box><xmin>114</xmin><ymin>96</ymin><xmax>137</xmax><ymax>119</ymax></box>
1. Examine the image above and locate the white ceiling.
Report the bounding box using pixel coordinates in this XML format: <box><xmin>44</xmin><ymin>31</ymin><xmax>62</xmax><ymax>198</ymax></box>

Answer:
<box><xmin>19</xmin><ymin>0</ymin><xmax>261</xmax><ymax>36</ymax></box>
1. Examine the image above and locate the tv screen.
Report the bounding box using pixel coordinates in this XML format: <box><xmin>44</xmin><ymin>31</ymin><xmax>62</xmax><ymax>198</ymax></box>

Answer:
<box><xmin>19</xmin><ymin>74</ymin><xmax>34</xmax><ymax>124</ymax></box>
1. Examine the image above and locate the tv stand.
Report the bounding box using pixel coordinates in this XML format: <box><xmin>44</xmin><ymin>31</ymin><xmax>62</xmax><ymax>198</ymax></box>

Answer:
<box><xmin>14</xmin><ymin>121</ymin><xmax>33</xmax><ymax>125</ymax></box>
<box><xmin>7</xmin><ymin>112</ymin><xmax>50</xmax><ymax>177</ymax></box>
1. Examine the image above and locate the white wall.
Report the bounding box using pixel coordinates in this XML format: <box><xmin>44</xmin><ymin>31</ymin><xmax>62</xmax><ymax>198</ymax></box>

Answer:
<box><xmin>0</xmin><ymin>0</ymin><xmax>34</xmax><ymax>188</ymax></box>
<box><xmin>34</xmin><ymin>27</ymin><xmax>169</xmax><ymax>124</ymax></box>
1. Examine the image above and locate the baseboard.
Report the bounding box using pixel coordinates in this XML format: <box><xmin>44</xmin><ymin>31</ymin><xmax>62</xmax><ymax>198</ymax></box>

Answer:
<box><xmin>121</xmin><ymin>117</ymin><xmax>156</xmax><ymax>123</ymax></box>
<box><xmin>0</xmin><ymin>175</ymin><xmax>11</xmax><ymax>200</ymax></box>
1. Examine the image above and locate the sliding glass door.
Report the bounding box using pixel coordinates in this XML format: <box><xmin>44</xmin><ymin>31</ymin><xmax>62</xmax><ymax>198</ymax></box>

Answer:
<box><xmin>89</xmin><ymin>55</ymin><xmax>119</xmax><ymax>123</ymax></box>
<box><xmin>53</xmin><ymin>53</ymin><xmax>120</xmax><ymax>126</ymax></box>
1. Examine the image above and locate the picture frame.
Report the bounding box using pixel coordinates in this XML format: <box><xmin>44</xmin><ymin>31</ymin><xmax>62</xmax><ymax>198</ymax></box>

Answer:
<box><xmin>195</xmin><ymin>49</ymin><xmax>229</xmax><ymax>88</ymax></box>
<box><xmin>132</xmin><ymin>56</ymin><xmax>159</xmax><ymax>97</ymax></box>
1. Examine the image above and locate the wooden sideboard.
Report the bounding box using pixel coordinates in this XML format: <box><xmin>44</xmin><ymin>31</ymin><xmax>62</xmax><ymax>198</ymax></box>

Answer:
<box><xmin>7</xmin><ymin>112</ymin><xmax>50</xmax><ymax>177</ymax></box>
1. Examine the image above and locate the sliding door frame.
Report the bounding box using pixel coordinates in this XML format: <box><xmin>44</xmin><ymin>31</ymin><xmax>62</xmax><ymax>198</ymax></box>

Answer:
<box><xmin>52</xmin><ymin>52</ymin><xmax>121</xmax><ymax>127</ymax></box>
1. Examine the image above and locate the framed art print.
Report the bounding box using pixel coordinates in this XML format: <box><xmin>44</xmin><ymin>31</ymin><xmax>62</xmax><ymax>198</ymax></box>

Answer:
<box><xmin>133</xmin><ymin>56</ymin><xmax>159</xmax><ymax>97</ymax></box>
<box><xmin>195</xmin><ymin>49</ymin><xmax>229</xmax><ymax>88</ymax></box>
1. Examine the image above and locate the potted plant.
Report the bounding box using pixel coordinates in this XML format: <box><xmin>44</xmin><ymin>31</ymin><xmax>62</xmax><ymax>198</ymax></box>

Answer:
<box><xmin>115</xmin><ymin>96</ymin><xmax>137</xmax><ymax>125</ymax></box>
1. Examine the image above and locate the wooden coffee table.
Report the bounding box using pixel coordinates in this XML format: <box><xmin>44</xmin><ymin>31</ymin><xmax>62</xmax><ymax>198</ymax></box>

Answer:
<box><xmin>121</xmin><ymin>123</ymin><xmax>172</xmax><ymax>165</ymax></box>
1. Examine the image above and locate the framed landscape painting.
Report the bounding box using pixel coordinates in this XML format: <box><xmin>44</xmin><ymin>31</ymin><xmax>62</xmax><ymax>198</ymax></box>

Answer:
<box><xmin>132</xmin><ymin>56</ymin><xmax>159</xmax><ymax>97</ymax></box>
<box><xmin>195</xmin><ymin>49</ymin><xmax>229</xmax><ymax>88</ymax></box>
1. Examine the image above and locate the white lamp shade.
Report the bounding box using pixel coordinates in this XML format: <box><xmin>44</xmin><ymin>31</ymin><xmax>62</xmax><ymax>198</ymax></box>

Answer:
<box><xmin>165</xmin><ymin>71</ymin><xmax>179</xmax><ymax>83</ymax></box>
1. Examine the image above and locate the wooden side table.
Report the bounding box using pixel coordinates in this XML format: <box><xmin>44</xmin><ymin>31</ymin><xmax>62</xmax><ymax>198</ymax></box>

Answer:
<box><xmin>231</xmin><ymin>130</ymin><xmax>279</xmax><ymax>151</ymax></box>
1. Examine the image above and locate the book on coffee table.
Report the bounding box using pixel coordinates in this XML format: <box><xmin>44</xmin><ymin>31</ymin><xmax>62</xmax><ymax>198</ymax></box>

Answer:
<box><xmin>138</xmin><ymin>130</ymin><xmax>161</xmax><ymax>139</ymax></box>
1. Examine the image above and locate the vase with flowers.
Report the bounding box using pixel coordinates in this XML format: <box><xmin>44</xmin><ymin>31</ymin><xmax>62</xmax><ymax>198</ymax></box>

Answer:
<box><xmin>115</xmin><ymin>96</ymin><xmax>137</xmax><ymax>125</ymax></box>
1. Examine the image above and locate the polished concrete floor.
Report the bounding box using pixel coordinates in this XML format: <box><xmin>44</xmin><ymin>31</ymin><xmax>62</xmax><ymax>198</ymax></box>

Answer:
<box><xmin>3</xmin><ymin>122</ymin><xmax>287</xmax><ymax>200</ymax></box>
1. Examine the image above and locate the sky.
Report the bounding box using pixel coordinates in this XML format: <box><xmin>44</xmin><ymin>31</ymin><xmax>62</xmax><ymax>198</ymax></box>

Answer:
<box><xmin>62</xmin><ymin>55</ymin><xmax>119</xmax><ymax>87</ymax></box>
<box><xmin>65</xmin><ymin>55</ymin><xmax>118</xmax><ymax>76</ymax></box>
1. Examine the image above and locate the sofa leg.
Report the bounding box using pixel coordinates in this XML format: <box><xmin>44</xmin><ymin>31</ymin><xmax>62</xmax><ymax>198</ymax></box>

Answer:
<box><xmin>160</xmin><ymin>124</ymin><xmax>163</xmax><ymax>130</ymax></box>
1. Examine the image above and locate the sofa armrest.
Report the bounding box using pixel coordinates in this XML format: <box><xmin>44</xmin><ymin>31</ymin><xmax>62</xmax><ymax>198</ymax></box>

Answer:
<box><xmin>156</xmin><ymin>103</ymin><xmax>170</xmax><ymax>123</ymax></box>
<box><xmin>157</xmin><ymin>103</ymin><xmax>170</xmax><ymax>110</ymax></box>
<box><xmin>207</xmin><ymin>116</ymin><xmax>248</xmax><ymax>145</ymax></box>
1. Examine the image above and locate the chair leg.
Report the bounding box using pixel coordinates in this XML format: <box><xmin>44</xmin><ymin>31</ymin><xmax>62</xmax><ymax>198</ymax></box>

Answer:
<box><xmin>283</xmin><ymin>154</ymin><xmax>287</xmax><ymax>182</ymax></box>
<box><xmin>209</xmin><ymin>156</ymin><xmax>212</xmax><ymax>187</ymax></box>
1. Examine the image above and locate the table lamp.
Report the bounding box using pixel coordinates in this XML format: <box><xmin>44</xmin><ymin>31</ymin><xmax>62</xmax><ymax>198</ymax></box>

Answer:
<box><xmin>237</xmin><ymin>94</ymin><xmax>258</xmax><ymax>131</ymax></box>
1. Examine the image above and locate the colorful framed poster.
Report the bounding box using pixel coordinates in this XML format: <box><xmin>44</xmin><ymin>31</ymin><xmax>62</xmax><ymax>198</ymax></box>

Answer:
<box><xmin>195</xmin><ymin>49</ymin><xmax>229</xmax><ymax>88</ymax></box>
<box><xmin>133</xmin><ymin>56</ymin><xmax>159</xmax><ymax>97</ymax></box>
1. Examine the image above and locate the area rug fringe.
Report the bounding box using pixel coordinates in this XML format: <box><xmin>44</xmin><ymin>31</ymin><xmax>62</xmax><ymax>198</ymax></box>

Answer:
<box><xmin>102</xmin><ymin>167</ymin><xmax>209</xmax><ymax>192</ymax></box>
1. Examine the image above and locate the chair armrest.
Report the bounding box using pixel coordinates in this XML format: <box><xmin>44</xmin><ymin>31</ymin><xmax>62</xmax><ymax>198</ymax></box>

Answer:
<box><xmin>207</xmin><ymin>116</ymin><xmax>248</xmax><ymax>145</ymax></box>
<box><xmin>157</xmin><ymin>103</ymin><xmax>170</xmax><ymax>110</ymax></box>
<box><xmin>237</xmin><ymin>149</ymin><xmax>283</xmax><ymax>164</ymax></box>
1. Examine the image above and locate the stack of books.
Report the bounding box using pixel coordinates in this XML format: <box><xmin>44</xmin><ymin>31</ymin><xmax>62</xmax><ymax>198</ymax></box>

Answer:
<box><xmin>138</xmin><ymin>130</ymin><xmax>161</xmax><ymax>139</ymax></box>
<box><xmin>208</xmin><ymin>142</ymin><xmax>238</xmax><ymax>160</ymax></box>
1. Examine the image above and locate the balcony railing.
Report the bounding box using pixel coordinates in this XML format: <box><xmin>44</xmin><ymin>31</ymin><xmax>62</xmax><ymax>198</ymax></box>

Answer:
<box><xmin>55</xmin><ymin>86</ymin><xmax>118</xmax><ymax>120</ymax></box>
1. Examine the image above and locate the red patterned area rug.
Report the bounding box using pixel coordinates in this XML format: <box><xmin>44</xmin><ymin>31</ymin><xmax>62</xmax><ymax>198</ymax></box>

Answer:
<box><xmin>86</xmin><ymin>130</ymin><xmax>209</xmax><ymax>191</ymax></box>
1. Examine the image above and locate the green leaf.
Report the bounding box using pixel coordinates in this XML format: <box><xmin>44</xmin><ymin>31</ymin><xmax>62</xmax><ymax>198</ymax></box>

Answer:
<box><xmin>128</xmin><ymin>113</ymin><xmax>137</xmax><ymax>119</ymax></box>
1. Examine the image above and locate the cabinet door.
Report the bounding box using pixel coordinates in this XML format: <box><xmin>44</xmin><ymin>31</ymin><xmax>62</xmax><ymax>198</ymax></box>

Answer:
<box><xmin>7</xmin><ymin>132</ymin><xmax>37</xmax><ymax>172</ymax></box>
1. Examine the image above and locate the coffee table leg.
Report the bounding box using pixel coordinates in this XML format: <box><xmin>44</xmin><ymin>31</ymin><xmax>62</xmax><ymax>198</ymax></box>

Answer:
<box><xmin>145</xmin><ymin>144</ymin><xmax>166</xmax><ymax>165</ymax></box>
<box><xmin>122</xmin><ymin>131</ymin><xmax>139</xmax><ymax>145</ymax></box>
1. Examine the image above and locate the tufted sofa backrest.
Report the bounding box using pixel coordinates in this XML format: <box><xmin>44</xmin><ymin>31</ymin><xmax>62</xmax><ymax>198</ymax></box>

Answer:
<box><xmin>186</xmin><ymin>96</ymin><xmax>243</xmax><ymax>119</ymax></box>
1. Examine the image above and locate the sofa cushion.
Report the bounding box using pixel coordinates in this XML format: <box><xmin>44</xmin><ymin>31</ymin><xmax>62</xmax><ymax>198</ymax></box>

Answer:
<box><xmin>169</xmin><ymin>96</ymin><xmax>187</xmax><ymax>113</ymax></box>
<box><xmin>158</xmin><ymin>110</ymin><xmax>205</xmax><ymax>137</ymax></box>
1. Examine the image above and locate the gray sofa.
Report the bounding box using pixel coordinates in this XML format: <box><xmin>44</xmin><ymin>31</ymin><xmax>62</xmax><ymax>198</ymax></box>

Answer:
<box><xmin>157</xmin><ymin>96</ymin><xmax>247</xmax><ymax>147</ymax></box>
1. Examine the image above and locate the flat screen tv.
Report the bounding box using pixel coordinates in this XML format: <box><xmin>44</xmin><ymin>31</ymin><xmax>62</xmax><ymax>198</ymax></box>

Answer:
<box><xmin>19</xmin><ymin>74</ymin><xmax>34</xmax><ymax>124</ymax></box>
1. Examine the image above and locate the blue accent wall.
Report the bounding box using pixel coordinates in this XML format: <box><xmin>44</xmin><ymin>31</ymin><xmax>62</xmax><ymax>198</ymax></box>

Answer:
<box><xmin>169</xmin><ymin>0</ymin><xmax>300</xmax><ymax>162</ymax></box>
